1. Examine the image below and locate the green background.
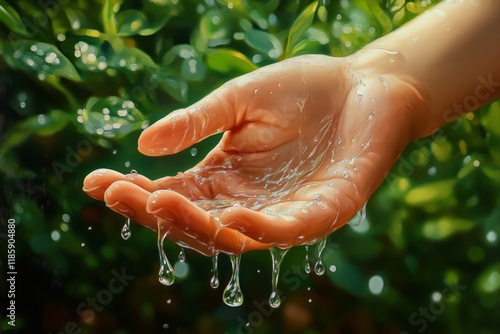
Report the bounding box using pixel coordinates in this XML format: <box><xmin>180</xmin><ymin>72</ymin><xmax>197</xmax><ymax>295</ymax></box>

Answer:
<box><xmin>1</xmin><ymin>0</ymin><xmax>499</xmax><ymax>333</ymax></box>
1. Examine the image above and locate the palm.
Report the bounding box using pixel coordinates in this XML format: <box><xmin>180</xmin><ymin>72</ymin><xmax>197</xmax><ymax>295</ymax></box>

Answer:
<box><xmin>84</xmin><ymin>55</ymin><xmax>419</xmax><ymax>254</ymax></box>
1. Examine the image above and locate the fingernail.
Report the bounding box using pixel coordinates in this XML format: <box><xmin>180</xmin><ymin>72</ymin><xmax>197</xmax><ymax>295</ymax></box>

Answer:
<box><xmin>107</xmin><ymin>201</ymin><xmax>135</xmax><ymax>218</ymax></box>
<box><xmin>82</xmin><ymin>185</ymin><xmax>105</xmax><ymax>199</ymax></box>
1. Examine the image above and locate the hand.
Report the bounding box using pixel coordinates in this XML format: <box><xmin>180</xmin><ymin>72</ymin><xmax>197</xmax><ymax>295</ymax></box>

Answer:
<box><xmin>83</xmin><ymin>54</ymin><xmax>425</xmax><ymax>255</ymax></box>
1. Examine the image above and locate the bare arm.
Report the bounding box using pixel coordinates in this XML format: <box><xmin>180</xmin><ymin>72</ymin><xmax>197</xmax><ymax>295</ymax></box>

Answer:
<box><xmin>356</xmin><ymin>0</ymin><xmax>500</xmax><ymax>138</ymax></box>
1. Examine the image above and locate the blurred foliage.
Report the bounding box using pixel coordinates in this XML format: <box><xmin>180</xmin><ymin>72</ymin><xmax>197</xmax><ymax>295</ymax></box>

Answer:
<box><xmin>1</xmin><ymin>0</ymin><xmax>499</xmax><ymax>333</ymax></box>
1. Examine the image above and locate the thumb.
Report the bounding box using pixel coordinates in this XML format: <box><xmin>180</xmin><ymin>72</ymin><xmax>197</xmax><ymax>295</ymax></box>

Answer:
<box><xmin>138</xmin><ymin>85</ymin><xmax>242</xmax><ymax>156</ymax></box>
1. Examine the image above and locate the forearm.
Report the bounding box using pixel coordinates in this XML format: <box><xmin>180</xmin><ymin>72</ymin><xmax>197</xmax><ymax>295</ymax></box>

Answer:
<box><xmin>356</xmin><ymin>0</ymin><xmax>500</xmax><ymax>138</ymax></box>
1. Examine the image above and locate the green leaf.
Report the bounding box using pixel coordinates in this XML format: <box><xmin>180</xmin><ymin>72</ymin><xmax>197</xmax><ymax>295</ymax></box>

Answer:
<box><xmin>181</xmin><ymin>57</ymin><xmax>206</xmax><ymax>81</ymax></box>
<box><xmin>3</xmin><ymin>40</ymin><xmax>81</xmax><ymax>81</ymax></box>
<box><xmin>102</xmin><ymin>0</ymin><xmax>122</xmax><ymax>34</ymax></box>
<box><xmin>422</xmin><ymin>216</ymin><xmax>475</xmax><ymax>240</ymax></box>
<box><xmin>193</xmin><ymin>10</ymin><xmax>230</xmax><ymax>51</ymax></box>
<box><xmin>81</xmin><ymin>97</ymin><xmax>147</xmax><ymax>138</ymax></box>
<box><xmin>284</xmin><ymin>1</ymin><xmax>318</xmax><ymax>58</ymax></box>
<box><xmin>206</xmin><ymin>49</ymin><xmax>257</xmax><ymax>75</ymax></box>
<box><xmin>477</xmin><ymin>263</ymin><xmax>500</xmax><ymax>293</ymax></box>
<box><xmin>0</xmin><ymin>110</ymin><xmax>71</xmax><ymax>153</ymax></box>
<box><xmin>481</xmin><ymin>102</ymin><xmax>500</xmax><ymax>136</ymax></box>
<box><xmin>405</xmin><ymin>179</ymin><xmax>457</xmax><ymax>207</ymax></box>
<box><xmin>116</xmin><ymin>10</ymin><xmax>147</xmax><ymax>36</ymax></box>
<box><xmin>0</xmin><ymin>0</ymin><xmax>30</xmax><ymax>36</ymax></box>
<box><xmin>154</xmin><ymin>73</ymin><xmax>188</xmax><ymax>102</ymax></box>
<box><xmin>108</xmin><ymin>43</ymin><xmax>157</xmax><ymax>71</ymax></box>
<box><xmin>290</xmin><ymin>39</ymin><xmax>320</xmax><ymax>57</ymax></box>
<box><xmin>244</xmin><ymin>30</ymin><xmax>283</xmax><ymax>59</ymax></box>
<box><xmin>161</xmin><ymin>44</ymin><xmax>206</xmax><ymax>81</ymax></box>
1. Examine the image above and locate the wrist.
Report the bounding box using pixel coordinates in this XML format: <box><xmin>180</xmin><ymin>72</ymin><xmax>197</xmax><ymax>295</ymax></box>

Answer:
<box><xmin>347</xmin><ymin>48</ymin><xmax>432</xmax><ymax>141</ymax></box>
<box><xmin>357</xmin><ymin>0</ymin><xmax>500</xmax><ymax>139</ymax></box>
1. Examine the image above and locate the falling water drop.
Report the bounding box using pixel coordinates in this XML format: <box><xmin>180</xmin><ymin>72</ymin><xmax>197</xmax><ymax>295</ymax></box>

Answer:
<box><xmin>223</xmin><ymin>255</ymin><xmax>243</xmax><ymax>307</ymax></box>
<box><xmin>349</xmin><ymin>203</ymin><xmax>366</xmax><ymax>226</ymax></box>
<box><xmin>314</xmin><ymin>238</ymin><xmax>327</xmax><ymax>276</ymax></box>
<box><xmin>210</xmin><ymin>254</ymin><xmax>219</xmax><ymax>288</ymax></box>
<box><xmin>178</xmin><ymin>248</ymin><xmax>186</xmax><ymax>262</ymax></box>
<box><xmin>157</xmin><ymin>223</ymin><xmax>175</xmax><ymax>286</ymax></box>
<box><xmin>190</xmin><ymin>148</ymin><xmax>198</xmax><ymax>156</ymax></box>
<box><xmin>121</xmin><ymin>218</ymin><xmax>131</xmax><ymax>240</ymax></box>
<box><xmin>269</xmin><ymin>247</ymin><xmax>289</xmax><ymax>308</ymax></box>
<box><xmin>304</xmin><ymin>245</ymin><xmax>311</xmax><ymax>274</ymax></box>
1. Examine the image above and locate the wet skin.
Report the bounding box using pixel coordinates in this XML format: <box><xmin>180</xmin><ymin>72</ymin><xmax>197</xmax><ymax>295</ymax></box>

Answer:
<box><xmin>83</xmin><ymin>54</ymin><xmax>423</xmax><ymax>255</ymax></box>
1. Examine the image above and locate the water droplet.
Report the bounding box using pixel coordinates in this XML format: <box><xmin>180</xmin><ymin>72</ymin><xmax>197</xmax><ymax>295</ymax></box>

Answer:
<box><xmin>163</xmin><ymin>323</ymin><xmax>169</xmax><ymax>329</ymax></box>
<box><xmin>178</xmin><ymin>248</ymin><xmax>186</xmax><ymax>262</ymax></box>
<box><xmin>308</xmin><ymin>298</ymin><xmax>312</xmax><ymax>303</ymax></box>
<box><xmin>304</xmin><ymin>245</ymin><xmax>311</xmax><ymax>274</ymax></box>
<box><xmin>377</xmin><ymin>76</ymin><xmax>388</xmax><ymax>92</ymax></box>
<box><xmin>88</xmin><ymin>226</ymin><xmax>92</xmax><ymax>230</ymax></box>
<box><xmin>486</xmin><ymin>231</ymin><xmax>497</xmax><ymax>243</ymax></box>
<box><xmin>210</xmin><ymin>254</ymin><xmax>219</xmax><ymax>288</ymax></box>
<box><xmin>112</xmin><ymin>149</ymin><xmax>117</xmax><ymax>154</ymax></box>
<box><xmin>125</xmin><ymin>161</ymin><xmax>130</xmax><ymax>168</ymax></box>
<box><xmin>368</xmin><ymin>275</ymin><xmax>384</xmax><ymax>295</ymax></box>
<box><xmin>157</xmin><ymin>223</ymin><xmax>175</xmax><ymax>286</ymax></box>
<box><xmin>349</xmin><ymin>203</ymin><xmax>366</xmax><ymax>226</ymax></box>
<box><xmin>38</xmin><ymin>114</ymin><xmax>46</xmax><ymax>125</ymax></box>
<box><xmin>121</xmin><ymin>218</ymin><xmax>131</xmax><ymax>240</ymax></box>
<box><xmin>223</xmin><ymin>255</ymin><xmax>243</xmax><ymax>307</ymax></box>
<box><xmin>190</xmin><ymin>148</ymin><xmax>198</xmax><ymax>156</ymax></box>
<box><xmin>81</xmin><ymin>243</ymin><xmax>85</xmax><ymax>247</ymax></box>
<box><xmin>269</xmin><ymin>247</ymin><xmax>288</xmax><ymax>308</ymax></box>
<box><xmin>431</xmin><ymin>291</ymin><xmax>442</xmax><ymax>302</ymax></box>
<box><xmin>329</xmin><ymin>265</ymin><xmax>337</xmax><ymax>272</ymax></box>
<box><xmin>314</xmin><ymin>238</ymin><xmax>327</xmax><ymax>275</ymax></box>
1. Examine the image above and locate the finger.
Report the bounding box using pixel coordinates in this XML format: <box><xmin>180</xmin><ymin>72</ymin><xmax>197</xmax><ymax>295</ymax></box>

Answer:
<box><xmin>146</xmin><ymin>190</ymin><xmax>269</xmax><ymax>254</ymax></box>
<box><xmin>220</xmin><ymin>206</ymin><xmax>297</xmax><ymax>247</ymax></box>
<box><xmin>103</xmin><ymin>181</ymin><xmax>215</xmax><ymax>256</ymax></box>
<box><xmin>83</xmin><ymin>169</ymin><xmax>126</xmax><ymax>200</ymax></box>
<box><xmin>221</xmin><ymin>180</ymin><xmax>361</xmax><ymax>247</ymax></box>
<box><xmin>138</xmin><ymin>83</ymin><xmax>243</xmax><ymax>156</ymax></box>
<box><xmin>83</xmin><ymin>168</ymin><xmax>160</xmax><ymax>200</ymax></box>
<box><xmin>104</xmin><ymin>181</ymin><xmax>158</xmax><ymax>230</ymax></box>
